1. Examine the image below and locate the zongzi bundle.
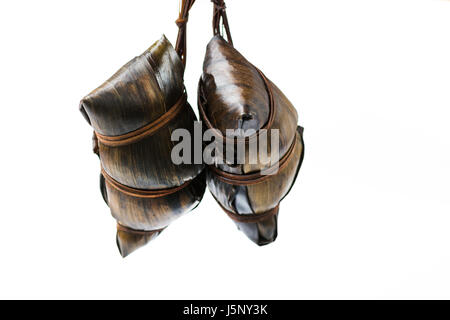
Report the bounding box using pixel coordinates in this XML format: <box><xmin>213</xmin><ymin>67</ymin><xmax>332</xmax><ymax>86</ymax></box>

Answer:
<box><xmin>198</xmin><ymin>1</ymin><xmax>304</xmax><ymax>245</ymax></box>
<box><xmin>80</xmin><ymin>0</ymin><xmax>205</xmax><ymax>257</ymax></box>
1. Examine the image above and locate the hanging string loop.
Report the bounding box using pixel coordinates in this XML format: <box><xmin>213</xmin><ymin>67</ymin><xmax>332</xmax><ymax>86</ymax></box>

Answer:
<box><xmin>175</xmin><ymin>0</ymin><xmax>196</xmax><ymax>66</ymax></box>
<box><xmin>212</xmin><ymin>0</ymin><xmax>233</xmax><ymax>45</ymax></box>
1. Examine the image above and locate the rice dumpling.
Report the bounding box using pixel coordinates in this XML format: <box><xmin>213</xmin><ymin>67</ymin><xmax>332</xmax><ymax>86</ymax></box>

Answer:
<box><xmin>198</xmin><ymin>0</ymin><xmax>304</xmax><ymax>245</ymax></box>
<box><xmin>80</xmin><ymin>0</ymin><xmax>205</xmax><ymax>257</ymax></box>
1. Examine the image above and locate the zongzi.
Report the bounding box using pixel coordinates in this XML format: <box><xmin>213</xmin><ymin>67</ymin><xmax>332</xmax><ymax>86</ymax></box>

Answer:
<box><xmin>80</xmin><ymin>0</ymin><xmax>205</xmax><ymax>257</ymax></box>
<box><xmin>198</xmin><ymin>1</ymin><xmax>304</xmax><ymax>245</ymax></box>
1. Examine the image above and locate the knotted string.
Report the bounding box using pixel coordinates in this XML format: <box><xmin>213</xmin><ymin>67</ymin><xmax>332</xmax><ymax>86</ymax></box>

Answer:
<box><xmin>175</xmin><ymin>0</ymin><xmax>196</xmax><ymax>66</ymax></box>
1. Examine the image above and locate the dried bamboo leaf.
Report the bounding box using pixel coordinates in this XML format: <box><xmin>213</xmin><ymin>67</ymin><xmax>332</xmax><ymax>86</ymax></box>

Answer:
<box><xmin>80</xmin><ymin>36</ymin><xmax>205</xmax><ymax>256</ymax></box>
<box><xmin>199</xmin><ymin>36</ymin><xmax>304</xmax><ymax>245</ymax></box>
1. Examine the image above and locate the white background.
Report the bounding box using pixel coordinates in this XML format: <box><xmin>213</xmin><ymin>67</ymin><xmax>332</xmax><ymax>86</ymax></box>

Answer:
<box><xmin>0</xmin><ymin>0</ymin><xmax>449</xmax><ymax>299</ymax></box>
